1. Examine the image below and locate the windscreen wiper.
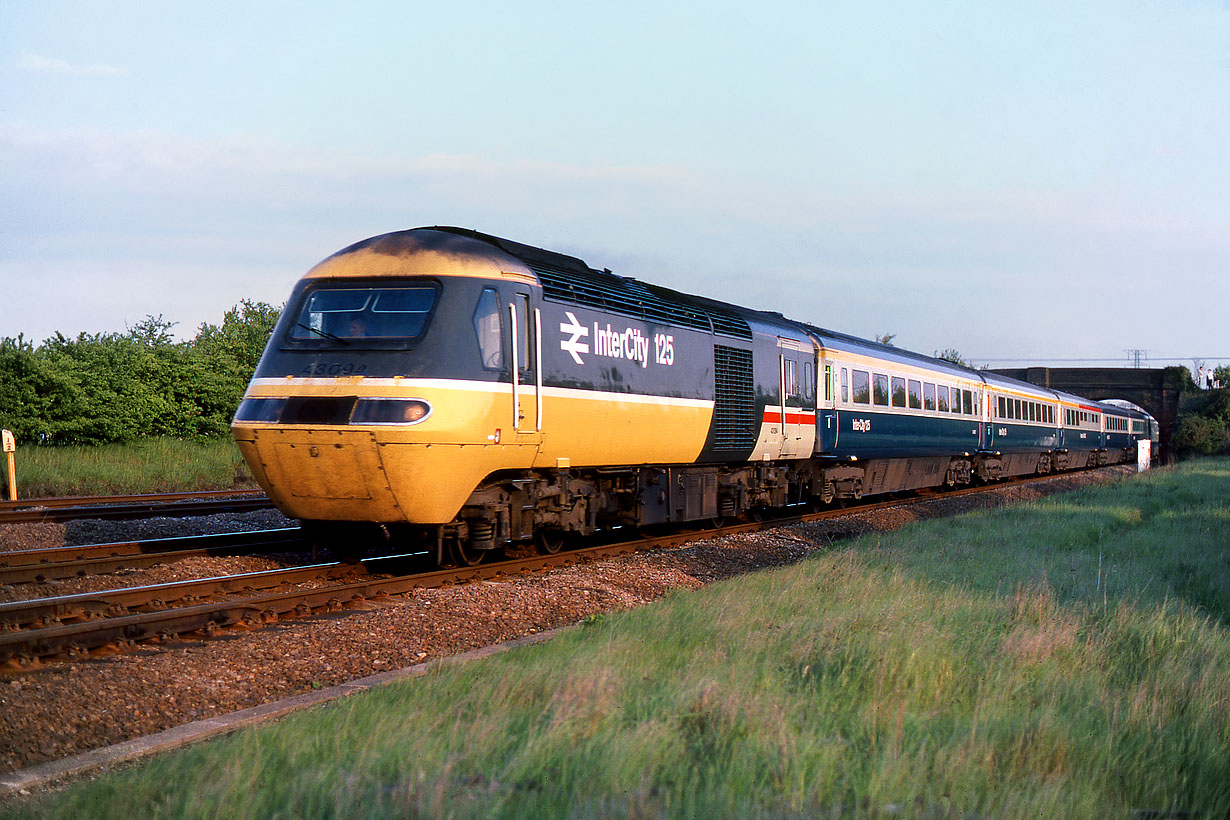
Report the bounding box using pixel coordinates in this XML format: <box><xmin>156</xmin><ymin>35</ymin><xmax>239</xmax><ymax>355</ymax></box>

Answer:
<box><xmin>295</xmin><ymin>322</ymin><xmax>351</xmax><ymax>345</ymax></box>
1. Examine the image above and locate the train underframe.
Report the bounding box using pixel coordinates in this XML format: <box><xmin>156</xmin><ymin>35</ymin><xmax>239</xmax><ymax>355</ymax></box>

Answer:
<box><xmin>303</xmin><ymin>444</ymin><xmax>1137</xmax><ymax>566</ymax></box>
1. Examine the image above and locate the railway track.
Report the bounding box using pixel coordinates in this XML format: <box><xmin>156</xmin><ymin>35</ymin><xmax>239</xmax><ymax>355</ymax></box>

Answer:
<box><xmin>0</xmin><ymin>490</ymin><xmax>274</xmax><ymax>524</ymax></box>
<box><xmin>0</xmin><ymin>469</ymin><xmax>1109</xmax><ymax>670</ymax></box>
<box><xmin>0</xmin><ymin>528</ymin><xmax>303</xmax><ymax>585</ymax></box>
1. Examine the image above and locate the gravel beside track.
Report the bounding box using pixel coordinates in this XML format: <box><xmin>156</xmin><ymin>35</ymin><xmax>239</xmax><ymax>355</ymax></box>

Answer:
<box><xmin>0</xmin><ymin>467</ymin><xmax>1133</xmax><ymax>774</ymax></box>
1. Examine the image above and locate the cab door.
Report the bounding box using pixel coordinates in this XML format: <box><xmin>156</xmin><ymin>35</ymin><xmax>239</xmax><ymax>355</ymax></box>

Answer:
<box><xmin>507</xmin><ymin>290</ymin><xmax>541</xmax><ymax>440</ymax></box>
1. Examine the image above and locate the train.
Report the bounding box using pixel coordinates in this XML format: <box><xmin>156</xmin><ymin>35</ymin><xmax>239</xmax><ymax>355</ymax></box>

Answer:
<box><xmin>231</xmin><ymin>227</ymin><xmax>1154</xmax><ymax>565</ymax></box>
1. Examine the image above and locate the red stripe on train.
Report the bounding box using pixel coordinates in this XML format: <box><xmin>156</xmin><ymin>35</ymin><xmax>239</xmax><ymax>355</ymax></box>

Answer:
<box><xmin>762</xmin><ymin>410</ymin><xmax>817</xmax><ymax>425</ymax></box>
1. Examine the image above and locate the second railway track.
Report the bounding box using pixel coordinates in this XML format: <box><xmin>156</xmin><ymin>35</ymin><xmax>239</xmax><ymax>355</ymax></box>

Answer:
<box><xmin>0</xmin><ymin>490</ymin><xmax>274</xmax><ymax>525</ymax></box>
<box><xmin>0</xmin><ymin>528</ymin><xmax>303</xmax><ymax>585</ymax></box>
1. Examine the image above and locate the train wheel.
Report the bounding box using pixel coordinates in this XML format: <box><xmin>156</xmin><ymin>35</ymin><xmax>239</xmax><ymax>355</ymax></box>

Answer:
<box><xmin>535</xmin><ymin>529</ymin><xmax>566</xmax><ymax>555</ymax></box>
<box><xmin>449</xmin><ymin>538</ymin><xmax>486</xmax><ymax>567</ymax></box>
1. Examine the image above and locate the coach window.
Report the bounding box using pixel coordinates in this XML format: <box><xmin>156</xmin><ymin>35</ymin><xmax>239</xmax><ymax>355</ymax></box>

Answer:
<box><xmin>937</xmin><ymin>385</ymin><xmax>949</xmax><ymax>413</ymax></box>
<box><xmin>952</xmin><ymin>387</ymin><xmax>963</xmax><ymax>413</ymax></box>
<box><xmin>962</xmin><ymin>389</ymin><xmax>973</xmax><ymax>415</ymax></box>
<box><xmin>997</xmin><ymin>396</ymin><xmax>1006</xmax><ymax>419</ymax></box>
<box><xmin>924</xmin><ymin>382</ymin><xmax>936</xmax><ymax>411</ymax></box>
<box><xmin>823</xmin><ymin>365</ymin><xmax>831</xmax><ymax>403</ymax></box>
<box><xmin>472</xmin><ymin>287</ymin><xmax>504</xmax><ymax>371</ymax></box>
<box><xmin>841</xmin><ymin>368</ymin><xmax>849</xmax><ymax>403</ymax></box>
<box><xmin>852</xmin><ymin>370</ymin><xmax>870</xmax><ymax>404</ymax></box>
<box><xmin>873</xmin><ymin>374</ymin><xmax>890</xmax><ymax>406</ymax></box>
<box><xmin>891</xmin><ymin>376</ymin><xmax>907</xmax><ymax>408</ymax></box>
<box><xmin>907</xmin><ymin>379</ymin><xmax>922</xmax><ymax>409</ymax></box>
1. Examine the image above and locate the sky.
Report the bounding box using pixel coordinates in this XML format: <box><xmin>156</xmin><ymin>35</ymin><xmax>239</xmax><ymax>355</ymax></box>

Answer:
<box><xmin>2</xmin><ymin>0</ymin><xmax>1228</xmax><ymax>368</ymax></box>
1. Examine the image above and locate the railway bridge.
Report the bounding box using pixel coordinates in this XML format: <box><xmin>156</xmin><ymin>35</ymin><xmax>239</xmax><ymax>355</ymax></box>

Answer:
<box><xmin>989</xmin><ymin>367</ymin><xmax>1185</xmax><ymax>464</ymax></box>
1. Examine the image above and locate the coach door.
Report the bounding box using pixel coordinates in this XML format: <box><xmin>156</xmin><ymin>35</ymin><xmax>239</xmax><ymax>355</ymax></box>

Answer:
<box><xmin>818</xmin><ymin>359</ymin><xmax>839</xmax><ymax>453</ymax></box>
<box><xmin>777</xmin><ymin>338</ymin><xmax>813</xmax><ymax>459</ymax></box>
<box><xmin>507</xmin><ymin>290</ymin><xmax>541</xmax><ymax>439</ymax></box>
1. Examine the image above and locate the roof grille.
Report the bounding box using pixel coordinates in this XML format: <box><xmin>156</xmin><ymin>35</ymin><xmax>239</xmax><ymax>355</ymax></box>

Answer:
<box><xmin>533</xmin><ymin>266</ymin><xmax>751</xmax><ymax>340</ymax></box>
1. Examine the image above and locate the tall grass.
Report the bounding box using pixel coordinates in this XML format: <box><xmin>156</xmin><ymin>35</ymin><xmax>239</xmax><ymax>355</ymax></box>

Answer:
<box><xmin>1</xmin><ymin>437</ymin><xmax>256</xmax><ymax>498</ymax></box>
<box><xmin>5</xmin><ymin>460</ymin><xmax>1229</xmax><ymax>819</ymax></box>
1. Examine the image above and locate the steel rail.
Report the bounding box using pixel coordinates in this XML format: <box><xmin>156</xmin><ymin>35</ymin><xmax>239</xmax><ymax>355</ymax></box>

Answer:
<box><xmin>0</xmin><ymin>467</ymin><xmax>1125</xmax><ymax>668</ymax></box>
<box><xmin>0</xmin><ymin>559</ymin><xmax>386</xmax><ymax>631</ymax></box>
<box><xmin>0</xmin><ymin>489</ymin><xmax>267</xmax><ymax>512</ymax></box>
<box><xmin>0</xmin><ymin>494</ymin><xmax>275</xmax><ymax>524</ymax></box>
<box><xmin>0</xmin><ymin>529</ymin><xmax>303</xmax><ymax>585</ymax></box>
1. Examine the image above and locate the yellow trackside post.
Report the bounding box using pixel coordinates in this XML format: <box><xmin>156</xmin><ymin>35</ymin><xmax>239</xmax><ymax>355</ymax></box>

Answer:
<box><xmin>2</xmin><ymin>430</ymin><xmax>15</xmax><ymax>501</ymax></box>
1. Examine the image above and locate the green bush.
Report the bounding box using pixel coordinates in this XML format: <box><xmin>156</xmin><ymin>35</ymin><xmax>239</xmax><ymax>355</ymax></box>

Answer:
<box><xmin>1173</xmin><ymin>415</ymin><xmax>1227</xmax><ymax>456</ymax></box>
<box><xmin>0</xmin><ymin>301</ymin><xmax>280</xmax><ymax>446</ymax></box>
<box><xmin>1175</xmin><ymin>384</ymin><xmax>1230</xmax><ymax>458</ymax></box>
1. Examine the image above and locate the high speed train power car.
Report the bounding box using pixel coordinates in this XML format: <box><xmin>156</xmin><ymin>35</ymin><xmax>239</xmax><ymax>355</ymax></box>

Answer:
<box><xmin>231</xmin><ymin>227</ymin><xmax>1152</xmax><ymax>565</ymax></box>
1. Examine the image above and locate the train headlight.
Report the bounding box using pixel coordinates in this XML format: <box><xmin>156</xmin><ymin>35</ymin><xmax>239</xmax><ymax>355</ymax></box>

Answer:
<box><xmin>350</xmin><ymin>398</ymin><xmax>432</xmax><ymax>425</ymax></box>
<box><xmin>234</xmin><ymin>398</ymin><xmax>288</xmax><ymax>423</ymax></box>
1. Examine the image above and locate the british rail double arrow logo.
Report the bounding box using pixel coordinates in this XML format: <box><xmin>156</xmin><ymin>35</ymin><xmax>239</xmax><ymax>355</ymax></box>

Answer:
<box><xmin>559</xmin><ymin>312</ymin><xmax>590</xmax><ymax>365</ymax></box>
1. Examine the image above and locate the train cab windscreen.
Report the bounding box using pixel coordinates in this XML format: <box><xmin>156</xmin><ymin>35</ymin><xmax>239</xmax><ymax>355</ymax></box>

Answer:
<box><xmin>287</xmin><ymin>285</ymin><xmax>439</xmax><ymax>346</ymax></box>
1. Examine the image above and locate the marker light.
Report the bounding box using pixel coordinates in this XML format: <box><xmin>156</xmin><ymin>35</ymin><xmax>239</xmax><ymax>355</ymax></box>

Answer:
<box><xmin>233</xmin><ymin>398</ymin><xmax>288</xmax><ymax>423</ymax></box>
<box><xmin>351</xmin><ymin>398</ymin><xmax>432</xmax><ymax>425</ymax></box>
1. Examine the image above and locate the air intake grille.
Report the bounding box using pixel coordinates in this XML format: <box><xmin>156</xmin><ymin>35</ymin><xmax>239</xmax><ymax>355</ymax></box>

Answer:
<box><xmin>533</xmin><ymin>266</ymin><xmax>752</xmax><ymax>340</ymax></box>
<box><xmin>712</xmin><ymin>345</ymin><xmax>756</xmax><ymax>450</ymax></box>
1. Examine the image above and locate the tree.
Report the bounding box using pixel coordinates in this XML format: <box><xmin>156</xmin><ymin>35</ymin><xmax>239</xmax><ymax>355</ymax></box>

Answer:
<box><xmin>934</xmin><ymin>348</ymin><xmax>970</xmax><ymax>367</ymax></box>
<box><xmin>874</xmin><ymin>333</ymin><xmax>896</xmax><ymax>347</ymax></box>
<box><xmin>190</xmin><ymin>300</ymin><xmax>282</xmax><ymax>433</ymax></box>
<box><xmin>192</xmin><ymin>300</ymin><xmax>281</xmax><ymax>372</ymax></box>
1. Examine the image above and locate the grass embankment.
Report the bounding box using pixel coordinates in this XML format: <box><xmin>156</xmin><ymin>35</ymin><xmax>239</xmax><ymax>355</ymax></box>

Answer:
<box><xmin>7</xmin><ymin>461</ymin><xmax>1230</xmax><ymax>818</ymax></box>
<box><xmin>1</xmin><ymin>438</ymin><xmax>256</xmax><ymax>498</ymax></box>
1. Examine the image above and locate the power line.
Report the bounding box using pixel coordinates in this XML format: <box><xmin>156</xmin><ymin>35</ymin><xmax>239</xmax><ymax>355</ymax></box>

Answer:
<box><xmin>975</xmin><ymin>356</ymin><xmax>1230</xmax><ymax>363</ymax></box>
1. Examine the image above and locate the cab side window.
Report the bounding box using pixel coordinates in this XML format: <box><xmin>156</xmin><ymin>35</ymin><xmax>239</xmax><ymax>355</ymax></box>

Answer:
<box><xmin>472</xmin><ymin>288</ymin><xmax>504</xmax><ymax>371</ymax></box>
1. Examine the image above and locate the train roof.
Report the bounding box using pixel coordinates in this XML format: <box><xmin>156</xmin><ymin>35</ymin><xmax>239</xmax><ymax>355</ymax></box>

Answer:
<box><xmin>435</xmin><ymin>226</ymin><xmax>763</xmax><ymax>341</ymax></box>
<box><xmin>977</xmin><ymin>369</ymin><xmax>1061</xmax><ymax>400</ymax></box>
<box><xmin>793</xmin><ymin>324</ymin><xmax>979</xmax><ymax>380</ymax></box>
